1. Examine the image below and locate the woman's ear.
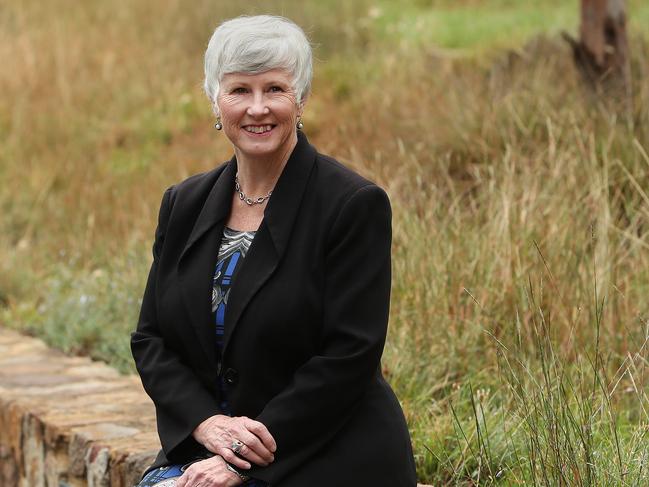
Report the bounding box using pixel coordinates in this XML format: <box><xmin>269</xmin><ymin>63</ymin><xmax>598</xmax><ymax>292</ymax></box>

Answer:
<box><xmin>212</xmin><ymin>99</ymin><xmax>220</xmax><ymax>118</ymax></box>
<box><xmin>297</xmin><ymin>96</ymin><xmax>308</xmax><ymax>118</ymax></box>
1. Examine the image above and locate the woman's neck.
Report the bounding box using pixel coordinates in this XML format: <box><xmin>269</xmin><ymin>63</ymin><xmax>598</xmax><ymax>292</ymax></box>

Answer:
<box><xmin>233</xmin><ymin>135</ymin><xmax>298</xmax><ymax>197</ymax></box>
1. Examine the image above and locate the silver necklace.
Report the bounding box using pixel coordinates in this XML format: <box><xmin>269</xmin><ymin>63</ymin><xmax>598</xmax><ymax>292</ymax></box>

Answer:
<box><xmin>235</xmin><ymin>174</ymin><xmax>273</xmax><ymax>206</ymax></box>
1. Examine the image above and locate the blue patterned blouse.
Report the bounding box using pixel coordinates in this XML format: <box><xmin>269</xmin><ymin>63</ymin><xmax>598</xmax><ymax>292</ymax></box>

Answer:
<box><xmin>212</xmin><ymin>227</ymin><xmax>256</xmax><ymax>415</ymax></box>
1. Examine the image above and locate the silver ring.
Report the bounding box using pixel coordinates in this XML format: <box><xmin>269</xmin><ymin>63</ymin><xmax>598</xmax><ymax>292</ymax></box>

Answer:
<box><xmin>230</xmin><ymin>439</ymin><xmax>244</xmax><ymax>454</ymax></box>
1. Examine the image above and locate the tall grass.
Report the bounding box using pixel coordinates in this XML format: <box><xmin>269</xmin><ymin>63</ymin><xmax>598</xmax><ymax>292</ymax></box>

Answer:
<box><xmin>2</xmin><ymin>0</ymin><xmax>649</xmax><ymax>483</ymax></box>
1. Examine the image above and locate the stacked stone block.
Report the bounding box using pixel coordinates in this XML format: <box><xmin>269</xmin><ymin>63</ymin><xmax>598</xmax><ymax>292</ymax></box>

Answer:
<box><xmin>0</xmin><ymin>328</ymin><xmax>158</xmax><ymax>486</ymax></box>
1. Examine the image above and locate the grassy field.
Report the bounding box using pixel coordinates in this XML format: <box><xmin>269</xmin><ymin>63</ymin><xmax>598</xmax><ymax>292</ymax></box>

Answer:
<box><xmin>2</xmin><ymin>0</ymin><xmax>649</xmax><ymax>484</ymax></box>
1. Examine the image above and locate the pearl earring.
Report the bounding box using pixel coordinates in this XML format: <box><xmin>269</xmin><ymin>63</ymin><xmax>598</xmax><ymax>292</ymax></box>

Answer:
<box><xmin>297</xmin><ymin>119</ymin><xmax>304</xmax><ymax>130</ymax></box>
<box><xmin>214</xmin><ymin>118</ymin><xmax>222</xmax><ymax>130</ymax></box>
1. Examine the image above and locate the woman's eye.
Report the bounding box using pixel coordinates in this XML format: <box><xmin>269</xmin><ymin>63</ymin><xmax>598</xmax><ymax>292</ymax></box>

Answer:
<box><xmin>232</xmin><ymin>87</ymin><xmax>247</xmax><ymax>94</ymax></box>
<box><xmin>269</xmin><ymin>86</ymin><xmax>284</xmax><ymax>93</ymax></box>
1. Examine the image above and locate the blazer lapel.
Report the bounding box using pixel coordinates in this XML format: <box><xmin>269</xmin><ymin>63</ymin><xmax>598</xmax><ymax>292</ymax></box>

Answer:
<box><xmin>222</xmin><ymin>132</ymin><xmax>317</xmax><ymax>354</ymax></box>
<box><xmin>178</xmin><ymin>158</ymin><xmax>236</xmax><ymax>369</ymax></box>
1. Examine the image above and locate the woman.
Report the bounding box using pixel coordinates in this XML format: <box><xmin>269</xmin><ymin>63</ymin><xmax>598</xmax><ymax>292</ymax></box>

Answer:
<box><xmin>131</xmin><ymin>15</ymin><xmax>416</xmax><ymax>487</ymax></box>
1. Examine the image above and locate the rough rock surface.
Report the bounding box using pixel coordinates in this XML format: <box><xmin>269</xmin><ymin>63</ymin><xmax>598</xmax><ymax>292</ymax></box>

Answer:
<box><xmin>0</xmin><ymin>328</ymin><xmax>158</xmax><ymax>487</ymax></box>
<box><xmin>0</xmin><ymin>328</ymin><xmax>432</xmax><ymax>486</ymax></box>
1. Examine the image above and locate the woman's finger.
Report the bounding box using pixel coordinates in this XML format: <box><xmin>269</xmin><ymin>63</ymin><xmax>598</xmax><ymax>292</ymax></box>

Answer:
<box><xmin>236</xmin><ymin>429</ymin><xmax>274</xmax><ymax>463</ymax></box>
<box><xmin>219</xmin><ymin>446</ymin><xmax>252</xmax><ymax>470</ymax></box>
<box><xmin>243</xmin><ymin>418</ymin><xmax>277</xmax><ymax>452</ymax></box>
<box><xmin>175</xmin><ymin>470</ymin><xmax>192</xmax><ymax>487</ymax></box>
<box><xmin>231</xmin><ymin>440</ymin><xmax>271</xmax><ymax>466</ymax></box>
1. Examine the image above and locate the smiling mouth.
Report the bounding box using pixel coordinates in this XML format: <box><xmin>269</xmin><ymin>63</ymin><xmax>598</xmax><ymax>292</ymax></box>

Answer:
<box><xmin>243</xmin><ymin>124</ymin><xmax>275</xmax><ymax>134</ymax></box>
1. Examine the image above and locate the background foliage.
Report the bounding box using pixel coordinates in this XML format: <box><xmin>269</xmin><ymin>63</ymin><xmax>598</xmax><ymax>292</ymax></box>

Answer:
<box><xmin>2</xmin><ymin>0</ymin><xmax>649</xmax><ymax>484</ymax></box>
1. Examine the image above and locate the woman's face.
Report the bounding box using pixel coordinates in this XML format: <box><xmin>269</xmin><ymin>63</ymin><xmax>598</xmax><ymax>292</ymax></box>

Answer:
<box><xmin>216</xmin><ymin>69</ymin><xmax>304</xmax><ymax>161</ymax></box>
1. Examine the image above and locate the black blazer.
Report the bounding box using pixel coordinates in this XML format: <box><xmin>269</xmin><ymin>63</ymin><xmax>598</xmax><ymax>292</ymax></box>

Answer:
<box><xmin>131</xmin><ymin>132</ymin><xmax>417</xmax><ymax>486</ymax></box>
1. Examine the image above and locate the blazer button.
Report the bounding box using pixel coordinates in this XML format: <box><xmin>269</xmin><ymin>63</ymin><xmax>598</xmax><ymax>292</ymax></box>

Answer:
<box><xmin>223</xmin><ymin>368</ymin><xmax>238</xmax><ymax>385</ymax></box>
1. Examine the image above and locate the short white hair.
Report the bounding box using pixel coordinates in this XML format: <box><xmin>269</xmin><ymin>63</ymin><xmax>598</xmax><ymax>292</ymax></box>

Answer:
<box><xmin>204</xmin><ymin>15</ymin><xmax>313</xmax><ymax>107</ymax></box>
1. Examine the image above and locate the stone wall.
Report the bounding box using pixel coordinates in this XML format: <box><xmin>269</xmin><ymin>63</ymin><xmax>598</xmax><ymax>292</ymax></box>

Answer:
<box><xmin>0</xmin><ymin>328</ymin><xmax>158</xmax><ymax>486</ymax></box>
<box><xmin>0</xmin><ymin>328</ymin><xmax>431</xmax><ymax>486</ymax></box>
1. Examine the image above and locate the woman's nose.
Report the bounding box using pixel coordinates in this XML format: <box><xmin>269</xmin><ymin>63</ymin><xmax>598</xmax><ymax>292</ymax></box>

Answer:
<box><xmin>247</xmin><ymin>92</ymin><xmax>270</xmax><ymax>117</ymax></box>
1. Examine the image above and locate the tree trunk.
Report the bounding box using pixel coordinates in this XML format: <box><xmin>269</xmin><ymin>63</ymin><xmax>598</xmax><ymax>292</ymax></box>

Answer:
<box><xmin>564</xmin><ymin>0</ymin><xmax>631</xmax><ymax>96</ymax></box>
<box><xmin>581</xmin><ymin>0</ymin><xmax>629</xmax><ymax>79</ymax></box>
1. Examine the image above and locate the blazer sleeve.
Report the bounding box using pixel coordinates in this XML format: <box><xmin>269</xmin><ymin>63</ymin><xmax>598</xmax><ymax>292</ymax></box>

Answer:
<box><xmin>247</xmin><ymin>184</ymin><xmax>392</xmax><ymax>483</ymax></box>
<box><xmin>131</xmin><ymin>187</ymin><xmax>223</xmax><ymax>461</ymax></box>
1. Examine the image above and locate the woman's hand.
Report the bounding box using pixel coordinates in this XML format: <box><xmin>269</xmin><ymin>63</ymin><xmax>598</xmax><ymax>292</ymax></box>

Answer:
<box><xmin>175</xmin><ymin>455</ymin><xmax>242</xmax><ymax>487</ymax></box>
<box><xmin>193</xmin><ymin>414</ymin><xmax>276</xmax><ymax>470</ymax></box>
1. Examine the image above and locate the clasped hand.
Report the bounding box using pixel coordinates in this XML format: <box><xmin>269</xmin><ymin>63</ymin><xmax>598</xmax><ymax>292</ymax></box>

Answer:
<box><xmin>176</xmin><ymin>414</ymin><xmax>276</xmax><ymax>486</ymax></box>
<box><xmin>175</xmin><ymin>455</ymin><xmax>243</xmax><ymax>487</ymax></box>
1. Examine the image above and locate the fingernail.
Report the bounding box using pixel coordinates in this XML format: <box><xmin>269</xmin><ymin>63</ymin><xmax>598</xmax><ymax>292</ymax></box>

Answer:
<box><xmin>244</xmin><ymin>463</ymin><xmax>251</xmax><ymax>469</ymax></box>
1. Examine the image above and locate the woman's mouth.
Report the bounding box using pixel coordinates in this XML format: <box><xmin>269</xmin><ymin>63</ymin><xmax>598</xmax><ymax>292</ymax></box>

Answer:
<box><xmin>243</xmin><ymin>124</ymin><xmax>275</xmax><ymax>135</ymax></box>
